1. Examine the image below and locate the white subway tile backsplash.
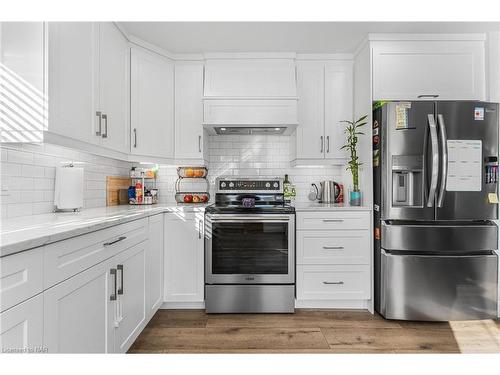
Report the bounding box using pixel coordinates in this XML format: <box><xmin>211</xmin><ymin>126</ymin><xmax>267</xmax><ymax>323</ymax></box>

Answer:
<box><xmin>7</xmin><ymin>149</ymin><xmax>34</xmax><ymax>164</ymax></box>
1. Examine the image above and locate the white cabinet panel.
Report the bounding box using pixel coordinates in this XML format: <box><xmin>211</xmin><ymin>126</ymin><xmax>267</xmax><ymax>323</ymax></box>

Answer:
<box><xmin>130</xmin><ymin>46</ymin><xmax>174</xmax><ymax>158</ymax></box>
<box><xmin>0</xmin><ymin>249</ymin><xmax>43</xmax><ymax>312</ymax></box>
<box><xmin>113</xmin><ymin>242</ymin><xmax>147</xmax><ymax>353</ymax></box>
<box><xmin>204</xmin><ymin>59</ymin><xmax>297</xmax><ymax>98</ymax></box>
<box><xmin>297</xmin><ymin>265</ymin><xmax>370</xmax><ymax>300</ymax></box>
<box><xmin>146</xmin><ymin>214</ymin><xmax>163</xmax><ymax>319</ymax></box>
<box><xmin>98</xmin><ymin>23</ymin><xmax>129</xmax><ymax>153</ymax></box>
<box><xmin>296</xmin><ymin>211</ymin><xmax>370</xmax><ymax>231</ymax></box>
<box><xmin>295</xmin><ymin>61</ymin><xmax>324</xmax><ymax>159</ymax></box>
<box><xmin>48</xmin><ymin>22</ymin><xmax>99</xmax><ymax>144</ymax></box>
<box><xmin>372</xmin><ymin>40</ymin><xmax>486</xmax><ymax>100</ymax></box>
<box><xmin>43</xmin><ymin>259</ymin><xmax>115</xmax><ymax>353</ymax></box>
<box><xmin>0</xmin><ymin>294</ymin><xmax>43</xmax><ymax>353</ymax></box>
<box><xmin>324</xmin><ymin>62</ymin><xmax>353</xmax><ymax>160</ymax></box>
<box><xmin>174</xmin><ymin>62</ymin><xmax>205</xmax><ymax>160</ymax></box>
<box><xmin>164</xmin><ymin>213</ymin><xmax>204</xmax><ymax>303</ymax></box>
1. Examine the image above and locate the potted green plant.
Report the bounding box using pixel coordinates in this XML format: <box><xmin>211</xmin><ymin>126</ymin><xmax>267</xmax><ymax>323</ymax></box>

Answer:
<box><xmin>340</xmin><ymin>115</ymin><xmax>367</xmax><ymax>206</ymax></box>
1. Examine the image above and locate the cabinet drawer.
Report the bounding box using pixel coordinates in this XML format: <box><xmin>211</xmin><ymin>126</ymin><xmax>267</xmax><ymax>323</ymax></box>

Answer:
<box><xmin>1</xmin><ymin>249</ymin><xmax>43</xmax><ymax>313</ymax></box>
<box><xmin>296</xmin><ymin>211</ymin><xmax>370</xmax><ymax>231</ymax></box>
<box><xmin>297</xmin><ymin>231</ymin><xmax>370</xmax><ymax>265</ymax></box>
<box><xmin>44</xmin><ymin>218</ymin><xmax>148</xmax><ymax>289</ymax></box>
<box><xmin>296</xmin><ymin>265</ymin><xmax>370</xmax><ymax>300</ymax></box>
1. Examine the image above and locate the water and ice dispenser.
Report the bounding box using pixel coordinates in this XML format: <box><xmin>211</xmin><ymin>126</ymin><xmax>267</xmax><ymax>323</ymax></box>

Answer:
<box><xmin>391</xmin><ymin>155</ymin><xmax>424</xmax><ymax>207</ymax></box>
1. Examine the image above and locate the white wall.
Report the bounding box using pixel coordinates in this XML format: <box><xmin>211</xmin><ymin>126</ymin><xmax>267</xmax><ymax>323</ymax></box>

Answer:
<box><xmin>0</xmin><ymin>143</ymin><xmax>133</xmax><ymax>218</ymax></box>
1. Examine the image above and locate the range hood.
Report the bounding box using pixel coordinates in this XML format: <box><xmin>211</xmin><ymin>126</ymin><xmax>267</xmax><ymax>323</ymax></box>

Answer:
<box><xmin>202</xmin><ymin>56</ymin><xmax>299</xmax><ymax>135</ymax></box>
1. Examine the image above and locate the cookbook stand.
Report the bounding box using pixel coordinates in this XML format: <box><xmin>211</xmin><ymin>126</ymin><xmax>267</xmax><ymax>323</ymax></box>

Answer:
<box><xmin>174</xmin><ymin>167</ymin><xmax>210</xmax><ymax>204</ymax></box>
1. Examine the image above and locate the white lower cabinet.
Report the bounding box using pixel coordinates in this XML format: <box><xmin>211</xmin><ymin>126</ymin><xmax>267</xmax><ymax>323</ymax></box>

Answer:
<box><xmin>43</xmin><ymin>258</ymin><xmax>115</xmax><ymax>353</ymax></box>
<box><xmin>295</xmin><ymin>210</ymin><xmax>372</xmax><ymax>309</ymax></box>
<box><xmin>146</xmin><ymin>214</ymin><xmax>164</xmax><ymax>319</ymax></box>
<box><xmin>0</xmin><ymin>294</ymin><xmax>43</xmax><ymax>353</ymax></box>
<box><xmin>164</xmin><ymin>213</ymin><xmax>204</xmax><ymax>305</ymax></box>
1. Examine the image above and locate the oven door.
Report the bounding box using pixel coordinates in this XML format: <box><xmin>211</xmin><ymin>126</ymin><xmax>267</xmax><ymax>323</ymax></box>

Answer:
<box><xmin>205</xmin><ymin>214</ymin><xmax>295</xmax><ymax>284</ymax></box>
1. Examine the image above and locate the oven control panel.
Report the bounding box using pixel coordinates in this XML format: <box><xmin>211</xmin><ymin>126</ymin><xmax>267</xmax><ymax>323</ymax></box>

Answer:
<box><xmin>217</xmin><ymin>178</ymin><xmax>282</xmax><ymax>192</ymax></box>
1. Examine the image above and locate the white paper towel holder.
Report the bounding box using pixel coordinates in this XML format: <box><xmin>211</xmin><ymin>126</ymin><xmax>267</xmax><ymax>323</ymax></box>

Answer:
<box><xmin>54</xmin><ymin>163</ymin><xmax>84</xmax><ymax>213</ymax></box>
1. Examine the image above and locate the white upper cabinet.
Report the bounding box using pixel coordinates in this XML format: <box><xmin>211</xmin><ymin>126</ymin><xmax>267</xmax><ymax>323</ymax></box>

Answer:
<box><xmin>174</xmin><ymin>61</ymin><xmax>207</xmax><ymax>162</ymax></box>
<box><xmin>98</xmin><ymin>23</ymin><xmax>130</xmax><ymax>153</ymax></box>
<box><xmin>48</xmin><ymin>22</ymin><xmax>99</xmax><ymax>145</ymax></box>
<box><xmin>48</xmin><ymin>22</ymin><xmax>129</xmax><ymax>154</ymax></box>
<box><xmin>372</xmin><ymin>39</ymin><xmax>486</xmax><ymax>100</ymax></box>
<box><xmin>203</xmin><ymin>58</ymin><xmax>297</xmax><ymax>98</ymax></box>
<box><xmin>130</xmin><ymin>46</ymin><xmax>174</xmax><ymax>159</ymax></box>
<box><xmin>293</xmin><ymin>59</ymin><xmax>352</xmax><ymax>165</ymax></box>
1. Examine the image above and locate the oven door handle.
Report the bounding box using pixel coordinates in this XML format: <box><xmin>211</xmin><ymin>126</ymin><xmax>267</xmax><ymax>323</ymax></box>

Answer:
<box><xmin>207</xmin><ymin>215</ymin><xmax>292</xmax><ymax>222</ymax></box>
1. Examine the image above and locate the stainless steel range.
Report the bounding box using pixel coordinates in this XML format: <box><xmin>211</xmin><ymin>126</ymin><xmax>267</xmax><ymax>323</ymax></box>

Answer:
<box><xmin>204</xmin><ymin>176</ymin><xmax>295</xmax><ymax>313</ymax></box>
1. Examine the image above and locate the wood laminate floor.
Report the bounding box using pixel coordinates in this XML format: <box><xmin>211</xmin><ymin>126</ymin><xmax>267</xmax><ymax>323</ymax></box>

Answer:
<box><xmin>128</xmin><ymin>310</ymin><xmax>500</xmax><ymax>353</ymax></box>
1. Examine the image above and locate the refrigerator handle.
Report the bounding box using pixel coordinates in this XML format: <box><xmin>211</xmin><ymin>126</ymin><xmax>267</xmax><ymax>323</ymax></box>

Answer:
<box><xmin>437</xmin><ymin>114</ymin><xmax>448</xmax><ymax>207</ymax></box>
<box><xmin>426</xmin><ymin>114</ymin><xmax>439</xmax><ymax>207</ymax></box>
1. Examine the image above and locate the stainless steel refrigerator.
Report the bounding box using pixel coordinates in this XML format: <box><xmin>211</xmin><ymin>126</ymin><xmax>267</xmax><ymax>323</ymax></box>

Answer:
<box><xmin>373</xmin><ymin>101</ymin><xmax>499</xmax><ymax>321</ymax></box>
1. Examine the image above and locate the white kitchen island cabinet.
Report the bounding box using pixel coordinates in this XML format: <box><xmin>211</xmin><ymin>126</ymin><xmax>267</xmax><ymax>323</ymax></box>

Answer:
<box><xmin>164</xmin><ymin>213</ymin><xmax>205</xmax><ymax>307</ymax></box>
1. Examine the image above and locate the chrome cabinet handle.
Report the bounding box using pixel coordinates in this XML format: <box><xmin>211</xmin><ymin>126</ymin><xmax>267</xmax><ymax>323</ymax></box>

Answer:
<box><xmin>320</xmin><ymin>136</ymin><xmax>324</xmax><ymax>153</ymax></box>
<box><xmin>323</xmin><ymin>281</ymin><xmax>344</xmax><ymax>285</ymax></box>
<box><xmin>426</xmin><ymin>114</ymin><xmax>439</xmax><ymax>207</ymax></box>
<box><xmin>101</xmin><ymin>114</ymin><xmax>108</xmax><ymax>138</ymax></box>
<box><xmin>323</xmin><ymin>246</ymin><xmax>344</xmax><ymax>250</ymax></box>
<box><xmin>322</xmin><ymin>219</ymin><xmax>343</xmax><ymax>222</ymax></box>
<box><xmin>418</xmin><ymin>94</ymin><xmax>439</xmax><ymax>98</ymax></box>
<box><xmin>110</xmin><ymin>268</ymin><xmax>117</xmax><ymax>301</ymax></box>
<box><xmin>133</xmin><ymin>128</ymin><xmax>137</xmax><ymax>148</ymax></box>
<box><xmin>95</xmin><ymin>111</ymin><xmax>102</xmax><ymax>136</ymax></box>
<box><xmin>198</xmin><ymin>220</ymin><xmax>202</xmax><ymax>239</ymax></box>
<box><xmin>198</xmin><ymin>135</ymin><xmax>202</xmax><ymax>153</ymax></box>
<box><xmin>117</xmin><ymin>265</ymin><xmax>124</xmax><ymax>295</ymax></box>
<box><xmin>326</xmin><ymin>136</ymin><xmax>330</xmax><ymax>153</ymax></box>
<box><xmin>103</xmin><ymin>236</ymin><xmax>127</xmax><ymax>247</ymax></box>
<box><xmin>437</xmin><ymin>114</ymin><xmax>448</xmax><ymax>208</ymax></box>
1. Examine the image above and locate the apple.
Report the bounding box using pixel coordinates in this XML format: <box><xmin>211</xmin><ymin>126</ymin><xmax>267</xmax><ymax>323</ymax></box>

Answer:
<box><xmin>200</xmin><ymin>195</ymin><xmax>209</xmax><ymax>203</ymax></box>
<box><xmin>183</xmin><ymin>194</ymin><xmax>193</xmax><ymax>203</ymax></box>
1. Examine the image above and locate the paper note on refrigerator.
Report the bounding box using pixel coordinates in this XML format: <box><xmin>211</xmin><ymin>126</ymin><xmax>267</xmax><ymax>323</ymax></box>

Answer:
<box><xmin>446</xmin><ymin>140</ymin><xmax>482</xmax><ymax>191</ymax></box>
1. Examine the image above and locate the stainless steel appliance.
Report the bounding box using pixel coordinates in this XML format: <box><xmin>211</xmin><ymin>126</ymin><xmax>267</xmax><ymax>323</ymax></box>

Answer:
<box><xmin>373</xmin><ymin>101</ymin><xmax>499</xmax><ymax>321</ymax></box>
<box><xmin>311</xmin><ymin>180</ymin><xmax>341</xmax><ymax>203</ymax></box>
<box><xmin>204</xmin><ymin>177</ymin><xmax>295</xmax><ymax>313</ymax></box>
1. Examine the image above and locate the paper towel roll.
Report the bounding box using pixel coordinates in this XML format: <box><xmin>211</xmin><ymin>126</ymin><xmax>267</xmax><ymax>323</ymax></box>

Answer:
<box><xmin>54</xmin><ymin>166</ymin><xmax>84</xmax><ymax>210</ymax></box>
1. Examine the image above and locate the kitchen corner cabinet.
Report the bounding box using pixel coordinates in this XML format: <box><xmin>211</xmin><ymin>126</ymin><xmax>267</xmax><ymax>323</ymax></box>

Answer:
<box><xmin>130</xmin><ymin>47</ymin><xmax>174</xmax><ymax>159</ymax></box>
<box><xmin>174</xmin><ymin>62</ymin><xmax>208</xmax><ymax>162</ymax></box>
<box><xmin>164</xmin><ymin>213</ymin><xmax>205</xmax><ymax>304</ymax></box>
<box><xmin>292</xmin><ymin>60</ymin><xmax>353</xmax><ymax>165</ymax></box>
<box><xmin>372</xmin><ymin>39</ymin><xmax>486</xmax><ymax>100</ymax></box>
<box><xmin>48</xmin><ymin>22</ymin><xmax>129</xmax><ymax>153</ymax></box>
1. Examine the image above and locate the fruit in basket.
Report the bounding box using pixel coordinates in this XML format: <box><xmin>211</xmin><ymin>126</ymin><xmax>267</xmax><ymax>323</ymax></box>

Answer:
<box><xmin>192</xmin><ymin>195</ymin><xmax>201</xmax><ymax>203</ymax></box>
<box><xmin>184</xmin><ymin>168</ymin><xmax>194</xmax><ymax>177</ymax></box>
<box><xmin>194</xmin><ymin>169</ymin><xmax>204</xmax><ymax>178</ymax></box>
<box><xmin>200</xmin><ymin>195</ymin><xmax>209</xmax><ymax>203</ymax></box>
<box><xmin>183</xmin><ymin>194</ymin><xmax>193</xmax><ymax>203</ymax></box>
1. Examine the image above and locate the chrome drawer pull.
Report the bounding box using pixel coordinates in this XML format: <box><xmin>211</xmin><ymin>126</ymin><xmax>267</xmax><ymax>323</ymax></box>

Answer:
<box><xmin>117</xmin><ymin>265</ymin><xmax>124</xmax><ymax>295</ymax></box>
<box><xmin>323</xmin><ymin>281</ymin><xmax>344</xmax><ymax>285</ymax></box>
<box><xmin>103</xmin><ymin>236</ymin><xmax>127</xmax><ymax>247</ymax></box>
<box><xmin>322</xmin><ymin>219</ymin><xmax>344</xmax><ymax>223</ymax></box>
<box><xmin>323</xmin><ymin>246</ymin><xmax>344</xmax><ymax>250</ymax></box>
<box><xmin>110</xmin><ymin>268</ymin><xmax>117</xmax><ymax>301</ymax></box>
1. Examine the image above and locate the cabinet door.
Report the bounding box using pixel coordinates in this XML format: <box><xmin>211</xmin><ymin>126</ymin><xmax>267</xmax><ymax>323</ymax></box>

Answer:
<box><xmin>324</xmin><ymin>62</ymin><xmax>353</xmax><ymax>161</ymax></box>
<box><xmin>48</xmin><ymin>22</ymin><xmax>99</xmax><ymax>144</ymax></box>
<box><xmin>295</xmin><ymin>61</ymin><xmax>325</xmax><ymax>159</ymax></box>
<box><xmin>0</xmin><ymin>294</ymin><xmax>43</xmax><ymax>353</ymax></box>
<box><xmin>146</xmin><ymin>214</ymin><xmax>164</xmax><ymax>319</ymax></box>
<box><xmin>164</xmin><ymin>214</ymin><xmax>204</xmax><ymax>303</ymax></box>
<box><xmin>98</xmin><ymin>22</ymin><xmax>129</xmax><ymax>153</ymax></box>
<box><xmin>372</xmin><ymin>40</ymin><xmax>486</xmax><ymax>100</ymax></box>
<box><xmin>113</xmin><ymin>242</ymin><xmax>146</xmax><ymax>353</ymax></box>
<box><xmin>43</xmin><ymin>260</ymin><xmax>115</xmax><ymax>353</ymax></box>
<box><xmin>174</xmin><ymin>62</ymin><xmax>205</xmax><ymax>160</ymax></box>
<box><xmin>130</xmin><ymin>47</ymin><xmax>174</xmax><ymax>158</ymax></box>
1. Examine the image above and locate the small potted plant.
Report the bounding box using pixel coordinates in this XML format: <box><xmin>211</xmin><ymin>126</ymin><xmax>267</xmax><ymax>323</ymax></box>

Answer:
<box><xmin>340</xmin><ymin>115</ymin><xmax>367</xmax><ymax>206</ymax></box>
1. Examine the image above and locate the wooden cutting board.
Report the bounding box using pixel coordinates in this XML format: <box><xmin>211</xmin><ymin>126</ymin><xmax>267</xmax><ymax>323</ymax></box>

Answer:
<box><xmin>106</xmin><ymin>176</ymin><xmax>131</xmax><ymax>206</ymax></box>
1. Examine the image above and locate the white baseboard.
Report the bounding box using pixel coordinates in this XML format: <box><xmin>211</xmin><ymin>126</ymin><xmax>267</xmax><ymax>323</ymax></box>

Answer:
<box><xmin>161</xmin><ymin>301</ymin><xmax>205</xmax><ymax>309</ymax></box>
<box><xmin>294</xmin><ymin>299</ymin><xmax>370</xmax><ymax>310</ymax></box>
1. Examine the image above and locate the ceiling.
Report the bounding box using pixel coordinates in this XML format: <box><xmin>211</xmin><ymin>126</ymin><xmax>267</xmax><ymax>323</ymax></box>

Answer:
<box><xmin>119</xmin><ymin>22</ymin><xmax>500</xmax><ymax>54</ymax></box>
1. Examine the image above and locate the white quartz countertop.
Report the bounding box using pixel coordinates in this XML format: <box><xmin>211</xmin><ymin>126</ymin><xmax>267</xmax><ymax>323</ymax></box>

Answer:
<box><xmin>0</xmin><ymin>204</ymin><xmax>207</xmax><ymax>257</ymax></box>
<box><xmin>292</xmin><ymin>202</ymin><xmax>372</xmax><ymax>211</ymax></box>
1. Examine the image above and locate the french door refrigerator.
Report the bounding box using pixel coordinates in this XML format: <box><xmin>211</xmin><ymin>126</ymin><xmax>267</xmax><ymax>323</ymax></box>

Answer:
<box><xmin>373</xmin><ymin>101</ymin><xmax>499</xmax><ymax>321</ymax></box>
